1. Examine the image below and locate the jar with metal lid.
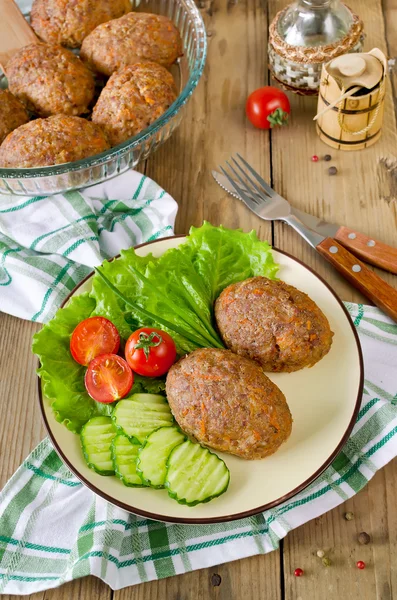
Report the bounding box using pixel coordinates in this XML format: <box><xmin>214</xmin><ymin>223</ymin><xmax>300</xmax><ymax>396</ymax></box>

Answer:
<box><xmin>268</xmin><ymin>0</ymin><xmax>364</xmax><ymax>95</ymax></box>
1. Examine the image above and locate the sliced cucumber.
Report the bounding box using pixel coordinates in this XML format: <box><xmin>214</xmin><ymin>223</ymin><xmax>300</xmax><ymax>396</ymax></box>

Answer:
<box><xmin>165</xmin><ymin>440</ymin><xmax>230</xmax><ymax>506</ymax></box>
<box><xmin>111</xmin><ymin>434</ymin><xmax>147</xmax><ymax>487</ymax></box>
<box><xmin>137</xmin><ymin>426</ymin><xmax>186</xmax><ymax>488</ymax></box>
<box><xmin>80</xmin><ymin>416</ymin><xmax>116</xmax><ymax>475</ymax></box>
<box><xmin>112</xmin><ymin>394</ymin><xmax>174</xmax><ymax>444</ymax></box>
<box><xmin>129</xmin><ymin>393</ymin><xmax>167</xmax><ymax>405</ymax></box>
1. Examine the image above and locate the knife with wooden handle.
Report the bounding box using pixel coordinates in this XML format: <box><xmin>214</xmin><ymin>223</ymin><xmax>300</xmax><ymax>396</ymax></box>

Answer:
<box><xmin>212</xmin><ymin>170</ymin><xmax>397</xmax><ymax>275</ymax></box>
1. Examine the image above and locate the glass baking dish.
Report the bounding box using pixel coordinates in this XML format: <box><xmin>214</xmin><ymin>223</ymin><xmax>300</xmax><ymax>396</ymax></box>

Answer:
<box><xmin>0</xmin><ymin>0</ymin><xmax>206</xmax><ymax>195</ymax></box>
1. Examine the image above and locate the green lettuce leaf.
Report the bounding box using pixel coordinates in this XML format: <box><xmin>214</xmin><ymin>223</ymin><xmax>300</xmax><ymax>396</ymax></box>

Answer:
<box><xmin>32</xmin><ymin>294</ymin><xmax>99</xmax><ymax>433</ymax></box>
<box><xmin>90</xmin><ymin>222</ymin><xmax>277</xmax><ymax>355</ymax></box>
<box><xmin>91</xmin><ymin>247</ymin><xmax>222</xmax><ymax>354</ymax></box>
<box><xmin>183</xmin><ymin>222</ymin><xmax>279</xmax><ymax>304</ymax></box>
<box><xmin>95</xmin><ymin>403</ymin><xmax>114</xmax><ymax>417</ymax></box>
<box><xmin>90</xmin><ymin>253</ymin><xmax>154</xmax><ymax>341</ymax></box>
<box><xmin>131</xmin><ymin>374</ymin><xmax>166</xmax><ymax>395</ymax></box>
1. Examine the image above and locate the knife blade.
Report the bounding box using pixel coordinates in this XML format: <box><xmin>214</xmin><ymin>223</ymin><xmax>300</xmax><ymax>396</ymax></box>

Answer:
<box><xmin>212</xmin><ymin>170</ymin><xmax>338</xmax><ymax>238</ymax></box>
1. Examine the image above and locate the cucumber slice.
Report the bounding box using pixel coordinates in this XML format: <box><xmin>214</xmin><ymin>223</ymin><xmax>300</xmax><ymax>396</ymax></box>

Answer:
<box><xmin>129</xmin><ymin>393</ymin><xmax>166</xmax><ymax>405</ymax></box>
<box><xmin>80</xmin><ymin>416</ymin><xmax>116</xmax><ymax>475</ymax></box>
<box><xmin>137</xmin><ymin>426</ymin><xmax>186</xmax><ymax>488</ymax></box>
<box><xmin>112</xmin><ymin>395</ymin><xmax>174</xmax><ymax>443</ymax></box>
<box><xmin>165</xmin><ymin>440</ymin><xmax>230</xmax><ymax>506</ymax></box>
<box><xmin>111</xmin><ymin>434</ymin><xmax>147</xmax><ymax>487</ymax></box>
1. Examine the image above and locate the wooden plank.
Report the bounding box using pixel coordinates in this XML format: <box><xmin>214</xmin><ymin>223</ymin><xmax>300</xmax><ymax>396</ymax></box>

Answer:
<box><xmin>1</xmin><ymin>576</ymin><xmax>114</xmax><ymax>600</ymax></box>
<box><xmin>1</xmin><ymin>592</ymin><xmax>45</xmax><ymax>600</ymax></box>
<box><xmin>269</xmin><ymin>0</ymin><xmax>397</xmax><ymax>302</ymax></box>
<box><xmin>2</xmin><ymin>576</ymin><xmax>112</xmax><ymax>600</ymax></box>
<box><xmin>0</xmin><ymin>314</ymin><xmax>44</xmax><ymax>487</ymax></box>
<box><xmin>145</xmin><ymin>0</ymin><xmax>273</xmax><ymax>240</ymax></box>
<box><xmin>116</xmin><ymin>553</ymin><xmax>281</xmax><ymax>600</ymax></box>
<box><xmin>266</xmin><ymin>0</ymin><xmax>397</xmax><ymax>598</ymax></box>
<box><xmin>383</xmin><ymin>0</ymin><xmax>397</xmax><ymax>116</ymax></box>
<box><xmin>43</xmin><ymin>576</ymin><xmax>113</xmax><ymax>600</ymax></box>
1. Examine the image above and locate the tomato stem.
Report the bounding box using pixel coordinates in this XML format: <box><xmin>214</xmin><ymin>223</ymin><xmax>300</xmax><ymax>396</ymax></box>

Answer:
<box><xmin>267</xmin><ymin>107</ymin><xmax>289</xmax><ymax>128</ymax></box>
<box><xmin>134</xmin><ymin>331</ymin><xmax>162</xmax><ymax>360</ymax></box>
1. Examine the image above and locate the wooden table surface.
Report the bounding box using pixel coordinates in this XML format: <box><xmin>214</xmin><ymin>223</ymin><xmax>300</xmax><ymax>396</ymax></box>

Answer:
<box><xmin>1</xmin><ymin>0</ymin><xmax>397</xmax><ymax>598</ymax></box>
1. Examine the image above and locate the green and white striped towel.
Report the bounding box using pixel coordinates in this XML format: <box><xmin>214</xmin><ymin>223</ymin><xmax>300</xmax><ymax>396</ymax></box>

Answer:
<box><xmin>0</xmin><ymin>171</ymin><xmax>177</xmax><ymax>323</ymax></box>
<box><xmin>1</xmin><ymin>304</ymin><xmax>396</xmax><ymax>595</ymax></box>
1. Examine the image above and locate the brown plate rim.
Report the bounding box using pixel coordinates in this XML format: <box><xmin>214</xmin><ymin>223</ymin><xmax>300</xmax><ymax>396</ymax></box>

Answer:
<box><xmin>38</xmin><ymin>235</ymin><xmax>364</xmax><ymax>524</ymax></box>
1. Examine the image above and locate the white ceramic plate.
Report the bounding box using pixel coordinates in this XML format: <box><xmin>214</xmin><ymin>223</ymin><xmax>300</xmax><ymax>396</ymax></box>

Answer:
<box><xmin>39</xmin><ymin>236</ymin><xmax>363</xmax><ymax>524</ymax></box>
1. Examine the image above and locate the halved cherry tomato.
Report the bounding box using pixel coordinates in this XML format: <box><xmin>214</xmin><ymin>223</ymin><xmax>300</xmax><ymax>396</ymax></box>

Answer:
<box><xmin>70</xmin><ymin>317</ymin><xmax>120</xmax><ymax>366</ymax></box>
<box><xmin>85</xmin><ymin>353</ymin><xmax>133</xmax><ymax>403</ymax></box>
<box><xmin>125</xmin><ymin>327</ymin><xmax>177</xmax><ymax>377</ymax></box>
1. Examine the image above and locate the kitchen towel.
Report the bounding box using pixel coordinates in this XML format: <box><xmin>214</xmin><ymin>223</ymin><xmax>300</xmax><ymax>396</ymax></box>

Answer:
<box><xmin>0</xmin><ymin>170</ymin><xmax>178</xmax><ymax>323</ymax></box>
<box><xmin>1</xmin><ymin>303</ymin><xmax>396</xmax><ymax>594</ymax></box>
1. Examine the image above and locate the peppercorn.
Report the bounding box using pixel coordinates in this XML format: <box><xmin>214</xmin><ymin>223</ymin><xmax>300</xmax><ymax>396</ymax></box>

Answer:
<box><xmin>294</xmin><ymin>568</ymin><xmax>304</xmax><ymax>577</ymax></box>
<box><xmin>311</xmin><ymin>155</ymin><xmax>319</xmax><ymax>162</ymax></box>
<box><xmin>357</xmin><ymin>561</ymin><xmax>366</xmax><ymax>570</ymax></box>
<box><xmin>322</xmin><ymin>557</ymin><xmax>332</xmax><ymax>567</ymax></box>
<box><xmin>344</xmin><ymin>511</ymin><xmax>354</xmax><ymax>520</ymax></box>
<box><xmin>316</xmin><ymin>549</ymin><xmax>325</xmax><ymax>558</ymax></box>
<box><xmin>358</xmin><ymin>532</ymin><xmax>371</xmax><ymax>545</ymax></box>
<box><xmin>324</xmin><ymin>154</ymin><xmax>332</xmax><ymax>161</ymax></box>
<box><xmin>328</xmin><ymin>166</ymin><xmax>338</xmax><ymax>175</ymax></box>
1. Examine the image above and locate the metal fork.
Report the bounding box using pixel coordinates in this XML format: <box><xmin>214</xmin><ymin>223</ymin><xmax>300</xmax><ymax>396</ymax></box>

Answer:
<box><xmin>219</xmin><ymin>154</ymin><xmax>397</xmax><ymax>323</ymax></box>
<box><xmin>220</xmin><ymin>154</ymin><xmax>324</xmax><ymax>249</ymax></box>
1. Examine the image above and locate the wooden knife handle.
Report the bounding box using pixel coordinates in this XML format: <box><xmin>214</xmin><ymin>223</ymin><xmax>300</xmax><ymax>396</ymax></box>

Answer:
<box><xmin>317</xmin><ymin>238</ymin><xmax>397</xmax><ymax>323</ymax></box>
<box><xmin>334</xmin><ymin>226</ymin><xmax>397</xmax><ymax>275</ymax></box>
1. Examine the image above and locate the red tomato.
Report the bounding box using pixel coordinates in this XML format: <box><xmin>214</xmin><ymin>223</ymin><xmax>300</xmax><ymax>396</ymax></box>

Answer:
<box><xmin>125</xmin><ymin>327</ymin><xmax>177</xmax><ymax>377</ymax></box>
<box><xmin>70</xmin><ymin>317</ymin><xmax>120</xmax><ymax>366</ymax></box>
<box><xmin>245</xmin><ymin>86</ymin><xmax>290</xmax><ymax>130</ymax></box>
<box><xmin>85</xmin><ymin>354</ymin><xmax>133</xmax><ymax>403</ymax></box>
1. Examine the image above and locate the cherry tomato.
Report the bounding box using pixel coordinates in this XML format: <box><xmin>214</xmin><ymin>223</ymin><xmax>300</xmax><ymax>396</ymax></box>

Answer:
<box><xmin>125</xmin><ymin>327</ymin><xmax>177</xmax><ymax>377</ymax></box>
<box><xmin>85</xmin><ymin>354</ymin><xmax>133</xmax><ymax>403</ymax></box>
<box><xmin>245</xmin><ymin>86</ymin><xmax>290</xmax><ymax>130</ymax></box>
<box><xmin>70</xmin><ymin>317</ymin><xmax>120</xmax><ymax>366</ymax></box>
